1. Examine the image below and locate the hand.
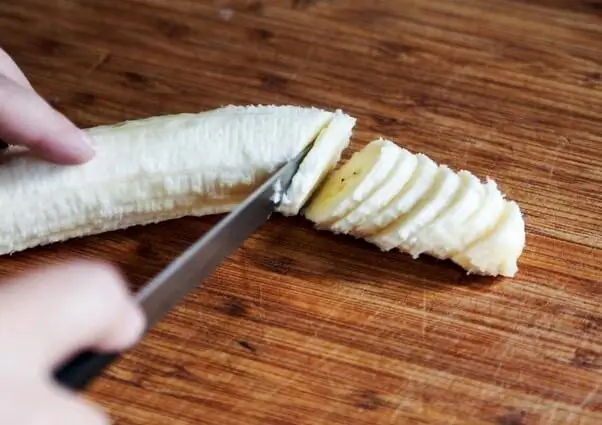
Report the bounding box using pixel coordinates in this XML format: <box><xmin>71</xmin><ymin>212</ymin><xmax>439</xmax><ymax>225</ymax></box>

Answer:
<box><xmin>0</xmin><ymin>260</ymin><xmax>146</xmax><ymax>424</ymax></box>
<box><xmin>0</xmin><ymin>46</ymin><xmax>95</xmax><ymax>164</ymax></box>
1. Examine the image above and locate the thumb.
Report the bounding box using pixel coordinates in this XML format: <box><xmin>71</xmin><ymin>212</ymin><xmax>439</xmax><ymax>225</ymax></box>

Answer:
<box><xmin>0</xmin><ymin>260</ymin><xmax>146</xmax><ymax>374</ymax></box>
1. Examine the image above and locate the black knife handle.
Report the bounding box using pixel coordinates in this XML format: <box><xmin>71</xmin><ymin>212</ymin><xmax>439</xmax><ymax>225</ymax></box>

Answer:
<box><xmin>53</xmin><ymin>351</ymin><xmax>120</xmax><ymax>391</ymax></box>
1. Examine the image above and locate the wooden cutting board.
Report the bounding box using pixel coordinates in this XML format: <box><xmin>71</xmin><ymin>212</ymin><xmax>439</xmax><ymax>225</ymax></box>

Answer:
<box><xmin>1</xmin><ymin>1</ymin><xmax>601</xmax><ymax>424</ymax></box>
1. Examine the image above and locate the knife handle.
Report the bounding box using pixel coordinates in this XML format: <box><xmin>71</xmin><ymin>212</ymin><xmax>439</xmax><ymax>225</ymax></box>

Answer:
<box><xmin>53</xmin><ymin>351</ymin><xmax>120</xmax><ymax>391</ymax></box>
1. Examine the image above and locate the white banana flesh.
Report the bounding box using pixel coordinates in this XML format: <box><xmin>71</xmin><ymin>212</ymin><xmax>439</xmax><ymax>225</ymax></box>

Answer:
<box><xmin>303</xmin><ymin>138</ymin><xmax>401</xmax><ymax>229</ymax></box>
<box><xmin>329</xmin><ymin>147</ymin><xmax>417</xmax><ymax>235</ymax></box>
<box><xmin>1</xmin><ymin>105</ymin><xmax>354</xmax><ymax>255</ymax></box>
<box><xmin>278</xmin><ymin>110</ymin><xmax>356</xmax><ymax>216</ymax></box>
<box><xmin>367</xmin><ymin>165</ymin><xmax>462</xmax><ymax>252</ymax></box>
<box><xmin>352</xmin><ymin>153</ymin><xmax>439</xmax><ymax>237</ymax></box>
<box><xmin>304</xmin><ymin>139</ymin><xmax>525</xmax><ymax>277</ymax></box>
<box><xmin>405</xmin><ymin>171</ymin><xmax>485</xmax><ymax>260</ymax></box>
<box><xmin>1</xmin><ymin>104</ymin><xmax>525</xmax><ymax>278</ymax></box>
<box><xmin>450</xmin><ymin>201</ymin><xmax>525</xmax><ymax>277</ymax></box>
<box><xmin>441</xmin><ymin>177</ymin><xmax>507</xmax><ymax>258</ymax></box>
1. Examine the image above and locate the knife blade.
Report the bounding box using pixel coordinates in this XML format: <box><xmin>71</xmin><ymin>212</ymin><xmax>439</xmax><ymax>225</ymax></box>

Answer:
<box><xmin>52</xmin><ymin>141</ymin><xmax>314</xmax><ymax>391</ymax></box>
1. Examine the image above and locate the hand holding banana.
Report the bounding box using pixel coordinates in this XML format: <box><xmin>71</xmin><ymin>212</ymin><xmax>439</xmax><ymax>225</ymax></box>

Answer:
<box><xmin>0</xmin><ymin>47</ymin><xmax>144</xmax><ymax>424</ymax></box>
<box><xmin>0</xmin><ymin>47</ymin><xmax>94</xmax><ymax>163</ymax></box>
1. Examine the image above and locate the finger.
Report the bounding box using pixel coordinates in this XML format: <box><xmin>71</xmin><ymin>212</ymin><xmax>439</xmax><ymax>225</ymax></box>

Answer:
<box><xmin>2</xmin><ymin>383</ymin><xmax>110</xmax><ymax>425</ymax></box>
<box><xmin>0</xmin><ymin>74</ymin><xmax>95</xmax><ymax>164</ymax></box>
<box><xmin>0</xmin><ymin>260</ymin><xmax>145</xmax><ymax>371</ymax></box>
<box><xmin>0</xmin><ymin>47</ymin><xmax>32</xmax><ymax>88</ymax></box>
<box><xmin>49</xmin><ymin>387</ymin><xmax>110</xmax><ymax>425</ymax></box>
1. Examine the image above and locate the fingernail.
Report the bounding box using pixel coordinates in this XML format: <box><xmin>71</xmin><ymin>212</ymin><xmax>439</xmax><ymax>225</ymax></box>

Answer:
<box><xmin>75</xmin><ymin>131</ymin><xmax>96</xmax><ymax>159</ymax></box>
<box><xmin>48</xmin><ymin>131</ymin><xmax>96</xmax><ymax>164</ymax></box>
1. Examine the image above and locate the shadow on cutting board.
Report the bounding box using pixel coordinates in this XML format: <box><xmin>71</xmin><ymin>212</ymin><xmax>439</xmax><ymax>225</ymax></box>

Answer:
<box><xmin>243</xmin><ymin>214</ymin><xmax>498</xmax><ymax>293</ymax></box>
<box><xmin>0</xmin><ymin>212</ymin><xmax>497</xmax><ymax>296</ymax></box>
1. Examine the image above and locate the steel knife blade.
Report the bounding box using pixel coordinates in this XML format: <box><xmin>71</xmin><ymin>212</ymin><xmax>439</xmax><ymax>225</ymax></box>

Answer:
<box><xmin>52</xmin><ymin>141</ymin><xmax>314</xmax><ymax>391</ymax></box>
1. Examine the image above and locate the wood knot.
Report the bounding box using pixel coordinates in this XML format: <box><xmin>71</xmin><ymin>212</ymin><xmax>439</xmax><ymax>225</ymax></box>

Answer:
<box><xmin>237</xmin><ymin>340</ymin><xmax>258</xmax><ymax>353</ymax></box>
<box><xmin>37</xmin><ymin>37</ymin><xmax>62</xmax><ymax>56</ymax></box>
<box><xmin>221</xmin><ymin>296</ymin><xmax>248</xmax><ymax>317</ymax></box>
<box><xmin>369</xmin><ymin>114</ymin><xmax>407</xmax><ymax>134</ymax></box>
<box><xmin>247</xmin><ymin>0</ymin><xmax>264</xmax><ymax>13</ymax></box>
<box><xmin>259</xmin><ymin>73</ymin><xmax>288</xmax><ymax>91</ymax></box>
<box><xmin>261</xmin><ymin>256</ymin><xmax>293</xmax><ymax>274</ymax></box>
<box><xmin>249</xmin><ymin>28</ymin><xmax>274</xmax><ymax>42</ymax></box>
<box><xmin>585</xmin><ymin>1</ymin><xmax>602</xmax><ymax>14</ymax></box>
<box><xmin>72</xmin><ymin>92</ymin><xmax>96</xmax><ymax>106</ymax></box>
<box><xmin>292</xmin><ymin>0</ymin><xmax>331</xmax><ymax>9</ymax></box>
<box><xmin>496</xmin><ymin>410</ymin><xmax>526</xmax><ymax>425</ymax></box>
<box><xmin>351</xmin><ymin>389</ymin><xmax>385</xmax><ymax>411</ymax></box>
<box><xmin>155</xmin><ymin>18</ymin><xmax>191</xmax><ymax>39</ymax></box>
<box><xmin>124</xmin><ymin>71</ymin><xmax>150</xmax><ymax>87</ymax></box>
<box><xmin>372</xmin><ymin>115</ymin><xmax>400</xmax><ymax>127</ymax></box>
<box><xmin>136</xmin><ymin>242</ymin><xmax>155</xmax><ymax>259</ymax></box>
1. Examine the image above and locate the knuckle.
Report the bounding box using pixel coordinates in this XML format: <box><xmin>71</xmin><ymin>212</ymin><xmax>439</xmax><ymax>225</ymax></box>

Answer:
<box><xmin>89</xmin><ymin>263</ymin><xmax>129</xmax><ymax>298</ymax></box>
<box><xmin>47</xmin><ymin>260</ymin><xmax>134</xmax><ymax>326</ymax></box>
<box><xmin>69</xmin><ymin>260</ymin><xmax>130</xmax><ymax>307</ymax></box>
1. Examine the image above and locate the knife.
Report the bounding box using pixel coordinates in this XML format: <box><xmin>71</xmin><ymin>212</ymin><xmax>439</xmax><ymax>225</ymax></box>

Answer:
<box><xmin>52</xmin><ymin>141</ymin><xmax>314</xmax><ymax>391</ymax></box>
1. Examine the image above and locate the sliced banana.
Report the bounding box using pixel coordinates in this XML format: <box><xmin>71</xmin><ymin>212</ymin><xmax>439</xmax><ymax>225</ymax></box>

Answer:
<box><xmin>278</xmin><ymin>109</ymin><xmax>356</xmax><ymax>216</ymax></box>
<box><xmin>329</xmin><ymin>147</ymin><xmax>418</xmax><ymax>235</ymax></box>
<box><xmin>367</xmin><ymin>165</ymin><xmax>462</xmax><ymax>251</ymax></box>
<box><xmin>451</xmin><ymin>200</ymin><xmax>525</xmax><ymax>277</ymax></box>
<box><xmin>445</xmin><ymin>177</ymin><xmax>507</xmax><ymax>258</ymax></box>
<box><xmin>303</xmin><ymin>138</ymin><xmax>401</xmax><ymax>228</ymax></box>
<box><xmin>352</xmin><ymin>153</ymin><xmax>439</xmax><ymax>238</ymax></box>
<box><xmin>402</xmin><ymin>170</ymin><xmax>484</xmax><ymax>260</ymax></box>
<box><xmin>2</xmin><ymin>99</ymin><xmax>527</xmax><ymax>278</ymax></box>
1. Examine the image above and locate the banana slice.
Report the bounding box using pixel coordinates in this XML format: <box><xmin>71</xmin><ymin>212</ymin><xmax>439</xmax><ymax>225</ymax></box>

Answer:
<box><xmin>278</xmin><ymin>109</ymin><xmax>356</xmax><ymax>216</ymax></box>
<box><xmin>401</xmin><ymin>170</ymin><xmax>484</xmax><ymax>260</ymax></box>
<box><xmin>451</xmin><ymin>200</ymin><xmax>525</xmax><ymax>277</ymax></box>
<box><xmin>445</xmin><ymin>177</ymin><xmax>507</xmax><ymax>258</ymax></box>
<box><xmin>367</xmin><ymin>165</ymin><xmax>462</xmax><ymax>251</ymax></box>
<box><xmin>351</xmin><ymin>153</ymin><xmax>439</xmax><ymax>238</ymax></box>
<box><xmin>329</xmin><ymin>147</ymin><xmax>418</xmax><ymax>235</ymax></box>
<box><xmin>303</xmin><ymin>138</ymin><xmax>401</xmax><ymax>228</ymax></box>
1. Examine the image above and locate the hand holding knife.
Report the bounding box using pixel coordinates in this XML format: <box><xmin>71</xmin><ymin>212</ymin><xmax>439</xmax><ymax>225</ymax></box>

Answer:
<box><xmin>52</xmin><ymin>142</ymin><xmax>313</xmax><ymax>391</ymax></box>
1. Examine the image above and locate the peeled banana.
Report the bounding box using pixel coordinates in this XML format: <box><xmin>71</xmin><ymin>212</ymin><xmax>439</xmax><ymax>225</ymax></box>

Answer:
<box><xmin>1</xmin><ymin>105</ymin><xmax>354</xmax><ymax>255</ymax></box>
<box><xmin>1</xmin><ymin>104</ymin><xmax>525</xmax><ymax>278</ymax></box>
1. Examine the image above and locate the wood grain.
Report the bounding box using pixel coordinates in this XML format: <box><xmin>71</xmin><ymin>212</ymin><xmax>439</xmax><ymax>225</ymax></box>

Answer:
<box><xmin>1</xmin><ymin>0</ymin><xmax>601</xmax><ymax>423</ymax></box>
